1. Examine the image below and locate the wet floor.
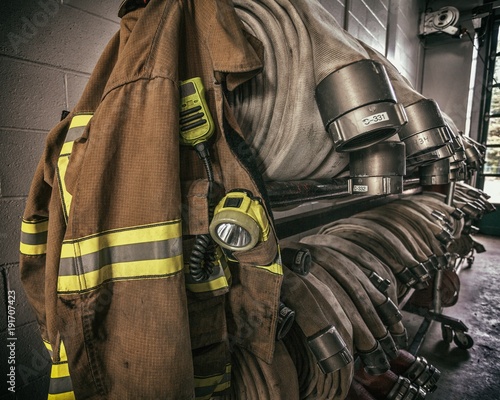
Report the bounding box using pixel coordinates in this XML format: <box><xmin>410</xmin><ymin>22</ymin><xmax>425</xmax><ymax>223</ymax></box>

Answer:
<box><xmin>402</xmin><ymin>234</ymin><xmax>500</xmax><ymax>400</ymax></box>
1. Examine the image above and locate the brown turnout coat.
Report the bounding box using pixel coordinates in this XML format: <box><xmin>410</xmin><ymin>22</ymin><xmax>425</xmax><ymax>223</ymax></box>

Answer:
<box><xmin>19</xmin><ymin>1</ymin><xmax>283</xmax><ymax>398</ymax></box>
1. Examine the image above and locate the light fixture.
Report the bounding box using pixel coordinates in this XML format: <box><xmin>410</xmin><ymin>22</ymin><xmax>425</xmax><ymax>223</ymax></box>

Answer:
<box><xmin>209</xmin><ymin>190</ymin><xmax>270</xmax><ymax>252</ymax></box>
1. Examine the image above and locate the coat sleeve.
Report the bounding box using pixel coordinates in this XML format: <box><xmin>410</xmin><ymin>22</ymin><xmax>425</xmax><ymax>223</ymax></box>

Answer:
<box><xmin>19</xmin><ymin>116</ymin><xmax>71</xmax><ymax>347</ymax></box>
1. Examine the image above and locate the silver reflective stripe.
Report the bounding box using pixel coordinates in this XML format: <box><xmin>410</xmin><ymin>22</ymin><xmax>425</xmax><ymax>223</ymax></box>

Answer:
<box><xmin>48</xmin><ymin>374</ymin><xmax>74</xmax><ymax>395</ymax></box>
<box><xmin>59</xmin><ymin>237</ymin><xmax>182</xmax><ymax>276</ymax></box>
<box><xmin>20</xmin><ymin>230</ymin><xmax>48</xmax><ymax>245</ymax></box>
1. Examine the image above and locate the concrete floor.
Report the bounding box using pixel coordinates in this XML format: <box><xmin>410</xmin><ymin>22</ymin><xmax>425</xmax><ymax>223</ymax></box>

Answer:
<box><xmin>402</xmin><ymin>234</ymin><xmax>500</xmax><ymax>400</ymax></box>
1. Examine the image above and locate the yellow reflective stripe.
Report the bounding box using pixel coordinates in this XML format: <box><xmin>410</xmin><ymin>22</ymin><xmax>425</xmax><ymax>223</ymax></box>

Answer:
<box><xmin>43</xmin><ymin>340</ymin><xmax>68</xmax><ymax>362</ymax></box>
<box><xmin>57</xmin><ymin>113</ymin><xmax>92</xmax><ymax>223</ymax></box>
<box><xmin>194</xmin><ymin>363</ymin><xmax>231</xmax><ymax>400</ymax></box>
<box><xmin>57</xmin><ymin>221</ymin><xmax>183</xmax><ymax>293</ymax></box>
<box><xmin>185</xmin><ymin>250</ymin><xmax>231</xmax><ymax>293</ymax></box>
<box><xmin>60</xmin><ymin>222</ymin><xmax>181</xmax><ymax>258</ymax></box>
<box><xmin>186</xmin><ymin>274</ymin><xmax>229</xmax><ymax>293</ymax></box>
<box><xmin>21</xmin><ymin>219</ymin><xmax>48</xmax><ymax>234</ymax></box>
<box><xmin>51</xmin><ymin>362</ymin><xmax>70</xmax><ymax>378</ymax></box>
<box><xmin>48</xmin><ymin>391</ymin><xmax>76</xmax><ymax>400</ymax></box>
<box><xmin>44</xmin><ymin>339</ymin><xmax>75</xmax><ymax>399</ymax></box>
<box><xmin>255</xmin><ymin>262</ymin><xmax>283</xmax><ymax>275</ymax></box>
<box><xmin>58</xmin><ymin>256</ymin><xmax>183</xmax><ymax>293</ymax></box>
<box><xmin>57</xmin><ymin>151</ymin><xmax>73</xmax><ymax>223</ymax></box>
<box><xmin>69</xmin><ymin>114</ymin><xmax>92</xmax><ymax>130</ymax></box>
<box><xmin>43</xmin><ymin>340</ymin><xmax>54</xmax><ymax>360</ymax></box>
<box><xmin>20</xmin><ymin>219</ymin><xmax>48</xmax><ymax>255</ymax></box>
<box><xmin>59</xmin><ymin>341</ymin><xmax>68</xmax><ymax>362</ymax></box>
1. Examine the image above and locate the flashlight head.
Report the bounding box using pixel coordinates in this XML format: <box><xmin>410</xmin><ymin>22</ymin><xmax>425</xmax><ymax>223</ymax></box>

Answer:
<box><xmin>209</xmin><ymin>191</ymin><xmax>270</xmax><ymax>252</ymax></box>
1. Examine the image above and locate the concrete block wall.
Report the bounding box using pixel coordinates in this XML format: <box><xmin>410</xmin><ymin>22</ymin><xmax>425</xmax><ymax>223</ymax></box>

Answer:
<box><xmin>0</xmin><ymin>1</ymin><xmax>121</xmax><ymax>399</ymax></box>
<box><xmin>0</xmin><ymin>1</ymin><xmax>423</xmax><ymax>399</ymax></box>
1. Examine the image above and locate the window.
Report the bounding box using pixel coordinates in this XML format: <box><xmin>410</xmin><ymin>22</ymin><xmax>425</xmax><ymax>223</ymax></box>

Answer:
<box><xmin>479</xmin><ymin>22</ymin><xmax>500</xmax><ymax>203</ymax></box>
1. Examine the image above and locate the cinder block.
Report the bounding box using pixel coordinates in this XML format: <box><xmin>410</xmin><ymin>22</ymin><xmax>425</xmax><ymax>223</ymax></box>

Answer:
<box><xmin>0</xmin><ymin>1</ymin><xmax>118</xmax><ymax>74</ymax></box>
<box><xmin>66</xmin><ymin>73</ymin><xmax>89</xmax><ymax>111</ymax></box>
<box><xmin>14</xmin><ymin>375</ymin><xmax>50</xmax><ymax>400</ymax></box>
<box><xmin>0</xmin><ymin>198</ymin><xmax>26</xmax><ymax>265</ymax></box>
<box><xmin>0</xmin><ymin>322</ymin><xmax>51</xmax><ymax>394</ymax></box>
<box><xmin>62</xmin><ymin>0</ymin><xmax>123</xmax><ymax>23</ymax></box>
<box><xmin>0</xmin><ymin>129</ymin><xmax>46</xmax><ymax>197</ymax></box>
<box><xmin>0</xmin><ymin>267</ymin><xmax>7</xmax><ymax>332</ymax></box>
<box><xmin>0</xmin><ymin>57</ymin><xmax>65</xmax><ymax>131</ymax></box>
<box><xmin>1</xmin><ymin>263</ymin><xmax>40</xmax><ymax>328</ymax></box>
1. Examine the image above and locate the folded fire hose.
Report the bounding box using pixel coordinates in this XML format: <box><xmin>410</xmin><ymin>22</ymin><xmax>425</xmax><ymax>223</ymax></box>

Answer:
<box><xmin>230</xmin><ymin>0</ymin><xmax>410</xmax><ymax>181</ymax></box>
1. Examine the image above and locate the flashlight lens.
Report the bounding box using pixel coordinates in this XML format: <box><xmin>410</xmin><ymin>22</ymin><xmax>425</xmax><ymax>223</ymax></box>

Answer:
<box><xmin>216</xmin><ymin>223</ymin><xmax>252</xmax><ymax>248</ymax></box>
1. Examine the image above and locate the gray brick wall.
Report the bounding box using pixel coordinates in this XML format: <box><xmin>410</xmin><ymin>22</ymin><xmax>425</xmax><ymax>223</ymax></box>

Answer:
<box><xmin>0</xmin><ymin>1</ymin><xmax>424</xmax><ymax>399</ymax></box>
<box><xmin>0</xmin><ymin>1</ymin><xmax>121</xmax><ymax>398</ymax></box>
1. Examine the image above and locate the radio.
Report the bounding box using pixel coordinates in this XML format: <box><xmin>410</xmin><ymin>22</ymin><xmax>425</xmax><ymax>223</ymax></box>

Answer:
<box><xmin>179</xmin><ymin>77</ymin><xmax>215</xmax><ymax>146</ymax></box>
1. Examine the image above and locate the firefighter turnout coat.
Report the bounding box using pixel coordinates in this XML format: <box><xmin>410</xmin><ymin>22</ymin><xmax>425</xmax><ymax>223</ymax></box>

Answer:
<box><xmin>19</xmin><ymin>1</ymin><xmax>283</xmax><ymax>398</ymax></box>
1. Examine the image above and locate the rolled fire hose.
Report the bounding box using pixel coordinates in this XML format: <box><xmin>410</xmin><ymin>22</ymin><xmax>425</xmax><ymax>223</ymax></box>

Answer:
<box><xmin>353</xmin><ymin>367</ymin><xmax>427</xmax><ymax>400</ymax></box>
<box><xmin>283</xmin><ymin>325</ymin><xmax>341</xmax><ymax>400</ymax></box>
<box><xmin>280</xmin><ymin>268</ymin><xmax>353</xmax><ymax>398</ymax></box>
<box><xmin>354</xmin><ymin>208</ymin><xmax>440</xmax><ymax>290</ymax></box>
<box><xmin>456</xmin><ymin>181</ymin><xmax>491</xmax><ymax>201</ymax></box>
<box><xmin>307</xmin><ymin>260</ymin><xmax>390</xmax><ymax>374</ymax></box>
<box><xmin>379</xmin><ymin>202</ymin><xmax>451</xmax><ymax>255</ymax></box>
<box><xmin>230</xmin><ymin>0</ymin><xmax>407</xmax><ymax>180</ymax></box>
<box><xmin>397</xmin><ymin>198</ymin><xmax>455</xmax><ymax>235</ymax></box>
<box><xmin>298</xmin><ymin>235</ymin><xmax>398</xmax><ymax>304</ymax></box>
<box><xmin>410</xmin><ymin>194</ymin><xmax>466</xmax><ymax>237</ymax></box>
<box><xmin>355</xmin><ymin>209</ymin><xmax>436</xmax><ymax>268</ymax></box>
<box><xmin>304</xmin><ymin>246</ymin><xmax>398</xmax><ymax>365</ymax></box>
<box><xmin>407</xmin><ymin>197</ymin><xmax>464</xmax><ymax>241</ymax></box>
<box><xmin>230</xmin><ymin>0</ymin><xmax>348</xmax><ymax>180</ymax></box>
<box><xmin>305</xmin><ymin>245</ymin><xmax>404</xmax><ymax>353</ymax></box>
<box><xmin>300</xmin><ymin>238</ymin><xmax>403</xmax><ymax>331</ymax></box>
<box><xmin>375</xmin><ymin>203</ymin><xmax>449</xmax><ymax>270</ymax></box>
<box><xmin>320</xmin><ymin>218</ymin><xmax>428</xmax><ymax>286</ymax></box>
<box><xmin>305</xmin><ymin>241</ymin><xmax>409</xmax><ymax>348</ymax></box>
<box><xmin>319</xmin><ymin>228</ymin><xmax>415</xmax><ymax>294</ymax></box>
<box><xmin>390</xmin><ymin>349</ymin><xmax>441</xmax><ymax>393</ymax></box>
<box><xmin>295</xmin><ymin>270</ymin><xmax>355</xmax><ymax>398</ymax></box>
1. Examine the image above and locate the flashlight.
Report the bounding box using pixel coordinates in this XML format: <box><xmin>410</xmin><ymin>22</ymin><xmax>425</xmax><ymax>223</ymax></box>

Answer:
<box><xmin>209</xmin><ymin>190</ymin><xmax>270</xmax><ymax>252</ymax></box>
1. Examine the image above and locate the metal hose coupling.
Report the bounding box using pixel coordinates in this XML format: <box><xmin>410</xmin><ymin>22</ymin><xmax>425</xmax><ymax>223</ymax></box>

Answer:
<box><xmin>460</xmin><ymin>202</ymin><xmax>482</xmax><ymax>219</ymax></box>
<box><xmin>419</xmin><ymin>158</ymin><xmax>450</xmax><ymax>186</ymax></box>
<box><xmin>358</xmin><ymin>342</ymin><xmax>391</xmax><ymax>375</ymax></box>
<box><xmin>316</xmin><ymin>60</ymin><xmax>407</xmax><ymax>152</ymax></box>
<box><xmin>379</xmin><ymin>332</ymin><xmax>399</xmax><ymax>360</ymax></box>
<box><xmin>422</xmin><ymin>259</ymin><xmax>437</xmax><ymax>275</ymax></box>
<box><xmin>281</xmin><ymin>247</ymin><xmax>311</xmax><ymax>276</ymax></box>
<box><xmin>276</xmin><ymin>301</ymin><xmax>296</xmax><ymax>340</ymax></box>
<box><xmin>395</xmin><ymin>268</ymin><xmax>418</xmax><ymax>288</ymax></box>
<box><xmin>369</xmin><ymin>271</ymin><xmax>391</xmax><ymax>294</ymax></box>
<box><xmin>434</xmin><ymin>228</ymin><xmax>453</xmax><ymax>248</ymax></box>
<box><xmin>406</xmin><ymin>144</ymin><xmax>454</xmax><ymax>173</ymax></box>
<box><xmin>403</xmin><ymin>356</ymin><xmax>441</xmax><ymax>393</ymax></box>
<box><xmin>429</xmin><ymin>255</ymin><xmax>440</xmax><ymax>271</ymax></box>
<box><xmin>398</xmin><ymin>99</ymin><xmax>452</xmax><ymax>162</ymax></box>
<box><xmin>376</xmin><ymin>298</ymin><xmax>403</xmax><ymax>327</ymax></box>
<box><xmin>307</xmin><ymin>325</ymin><xmax>353</xmax><ymax>374</ymax></box>
<box><xmin>391</xmin><ymin>328</ymin><xmax>409</xmax><ymax>350</ymax></box>
<box><xmin>408</xmin><ymin>263</ymin><xmax>431</xmax><ymax>286</ymax></box>
<box><xmin>348</xmin><ymin>140</ymin><xmax>406</xmax><ymax>195</ymax></box>
<box><xmin>386</xmin><ymin>375</ymin><xmax>428</xmax><ymax>400</ymax></box>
